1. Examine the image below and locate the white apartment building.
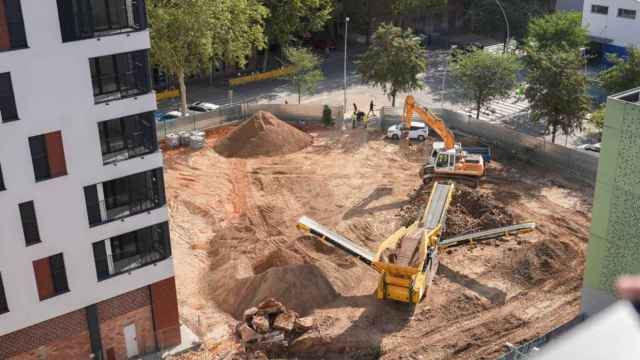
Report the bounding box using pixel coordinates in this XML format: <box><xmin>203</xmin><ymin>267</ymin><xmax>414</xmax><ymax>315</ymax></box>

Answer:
<box><xmin>0</xmin><ymin>1</ymin><xmax>180</xmax><ymax>359</ymax></box>
<box><xmin>582</xmin><ymin>0</ymin><xmax>640</xmax><ymax>56</ymax></box>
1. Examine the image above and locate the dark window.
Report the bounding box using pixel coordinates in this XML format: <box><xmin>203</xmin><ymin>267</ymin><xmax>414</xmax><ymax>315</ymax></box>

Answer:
<box><xmin>98</xmin><ymin>111</ymin><xmax>157</xmax><ymax>164</ymax></box>
<box><xmin>618</xmin><ymin>8</ymin><xmax>637</xmax><ymax>19</ymax></box>
<box><xmin>93</xmin><ymin>222</ymin><xmax>171</xmax><ymax>280</ymax></box>
<box><xmin>0</xmin><ymin>73</ymin><xmax>18</xmax><ymax>122</ymax></box>
<box><xmin>90</xmin><ymin>50</ymin><xmax>151</xmax><ymax>103</ymax></box>
<box><xmin>19</xmin><ymin>201</ymin><xmax>41</xmax><ymax>246</ymax></box>
<box><xmin>33</xmin><ymin>253</ymin><xmax>69</xmax><ymax>300</ymax></box>
<box><xmin>57</xmin><ymin>0</ymin><xmax>148</xmax><ymax>42</ymax></box>
<box><xmin>591</xmin><ymin>5</ymin><xmax>609</xmax><ymax>14</ymax></box>
<box><xmin>0</xmin><ymin>273</ymin><xmax>8</xmax><ymax>314</ymax></box>
<box><xmin>0</xmin><ymin>0</ymin><xmax>28</xmax><ymax>51</ymax></box>
<box><xmin>84</xmin><ymin>168</ymin><xmax>165</xmax><ymax>226</ymax></box>
<box><xmin>0</xmin><ymin>163</ymin><xmax>5</xmax><ymax>191</ymax></box>
<box><xmin>28</xmin><ymin>131</ymin><xmax>68</xmax><ymax>181</ymax></box>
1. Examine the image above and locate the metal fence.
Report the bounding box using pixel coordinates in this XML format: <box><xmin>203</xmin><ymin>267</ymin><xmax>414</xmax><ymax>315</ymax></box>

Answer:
<box><xmin>156</xmin><ymin>103</ymin><xmax>344</xmax><ymax>140</ymax></box>
<box><xmin>380</xmin><ymin>107</ymin><xmax>599</xmax><ymax>185</ymax></box>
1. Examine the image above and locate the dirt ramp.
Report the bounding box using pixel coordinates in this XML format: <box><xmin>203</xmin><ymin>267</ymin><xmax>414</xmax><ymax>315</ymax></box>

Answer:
<box><xmin>218</xmin><ymin>264</ymin><xmax>338</xmax><ymax>319</ymax></box>
<box><xmin>214</xmin><ymin>111</ymin><xmax>312</xmax><ymax>158</ymax></box>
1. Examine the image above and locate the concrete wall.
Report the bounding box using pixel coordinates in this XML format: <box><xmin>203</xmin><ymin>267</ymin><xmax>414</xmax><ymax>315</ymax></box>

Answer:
<box><xmin>582</xmin><ymin>0</ymin><xmax>640</xmax><ymax>48</ymax></box>
<box><xmin>556</xmin><ymin>0</ymin><xmax>585</xmax><ymax>11</ymax></box>
<box><xmin>0</xmin><ymin>0</ymin><xmax>174</xmax><ymax>336</ymax></box>
<box><xmin>582</xmin><ymin>88</ymin><xmax>640</xmax><ymax>316</ymax></box>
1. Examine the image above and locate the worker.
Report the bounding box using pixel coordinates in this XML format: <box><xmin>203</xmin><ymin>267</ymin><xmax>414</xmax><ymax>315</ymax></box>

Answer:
<box><xmin>353</xmin><ymin>103</ymin><xmax>358</xmax><ymax>114</ymax></box>
<box><xmin>368</xmin><ymin>100</ymin><xmax>375</xmax><ymax>116</ymax></box>
<box><xmin>363</xmin><ymin>113</ymin><xmax>369</xmax><ymax>129</ymax></box>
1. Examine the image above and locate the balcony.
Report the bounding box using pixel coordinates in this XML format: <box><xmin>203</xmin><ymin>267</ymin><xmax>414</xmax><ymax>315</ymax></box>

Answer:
<box><xmin>99</xmin><ymin>111</ymin><xmax>158</xmax><ymax>164</ymax></box>
<box><xmin>93</xmin><ymin>222</ymin><xmax>171</xmax><ymax>281</ymax></box>
<box><xmin>57</xmin><ymin>0</ymin><xmax>148</xmax><ymax>42</ymax></box>
<box><xmin>90</xmin><ymin>50</ymin><xmax>152</xmax><ymax>104</ymax></box>
<box><xmin>84</xmin><ymin>168</ymin><xmax>166</xmax><ymax>227</ymax></box>
<box><xmin>0</xmin><ymin>0</ymin><xmax>27</xmax><ymax>52</ymax></box>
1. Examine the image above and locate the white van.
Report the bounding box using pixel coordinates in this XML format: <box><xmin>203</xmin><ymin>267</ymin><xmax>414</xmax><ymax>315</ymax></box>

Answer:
<box><xmin>387</xmin><ymin>122</ymin><xmax>429</xmax><ymax>141</ymax></box>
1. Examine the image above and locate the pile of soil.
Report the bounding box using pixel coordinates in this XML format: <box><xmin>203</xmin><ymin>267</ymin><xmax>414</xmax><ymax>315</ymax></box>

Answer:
<box><xmin>512</xmin><ymin>239</ymin><xmax>578</xmax><ymax>285</ymax></box>
<box><xmin>214</xmin><ymin>111</ymin><xmax>312</xmax><ymax>158</ymax></box>
<box><xmin>399</xmin><ymin>184</ymin><xmax>515</xmax><ymax>239</ymax></box>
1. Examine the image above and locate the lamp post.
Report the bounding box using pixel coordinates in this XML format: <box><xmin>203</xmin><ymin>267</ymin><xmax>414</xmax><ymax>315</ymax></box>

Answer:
<box><xmin>494</xmin><ymin>0</ymin><xmax>510</xmax><ymax>53</ymax></box>
<box><xmin>344</xmin><ymin>17</ymin><xmax>350</xmax><ymax>129</ymax></box>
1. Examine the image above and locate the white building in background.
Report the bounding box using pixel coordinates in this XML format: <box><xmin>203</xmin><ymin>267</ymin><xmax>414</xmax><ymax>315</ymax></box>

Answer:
<box><xmin>582</xmin><ymin>0</ymin><xmax>640</xmax><ymax>56</ymax></box>
<box><xmin>0</xmin><ymin>1</ymin><xmax>180</xmax><ymax>359</ymax></box>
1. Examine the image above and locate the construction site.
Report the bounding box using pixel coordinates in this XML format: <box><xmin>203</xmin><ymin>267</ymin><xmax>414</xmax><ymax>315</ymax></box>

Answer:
<box><xmin>164</xmin><ymin>106</ymin><xmax>594</xmax><ymax>359</ymax></box>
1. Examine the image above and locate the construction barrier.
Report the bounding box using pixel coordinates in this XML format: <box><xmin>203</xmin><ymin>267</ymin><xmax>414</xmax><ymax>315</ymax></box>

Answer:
<box><xmin>228</xmin><ymin>66</ymin><xmax>295</xmax><ymax>87</ymax></box>
<box><xmin>156</xmin><ymin>89</ymin><xmax>180</xmax><ymax>102</ymax></box>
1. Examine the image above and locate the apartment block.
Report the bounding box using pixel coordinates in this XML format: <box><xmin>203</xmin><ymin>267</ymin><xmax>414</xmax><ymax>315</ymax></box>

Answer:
<box><xmin>582</xmin><ymin>0</ymin><xmax>640</xmax><ymax>57</ymax></box>
<box><xmin>0</xmin><ymin>1</ymin><xmax>180</xmax><ymax>359</ymax></box>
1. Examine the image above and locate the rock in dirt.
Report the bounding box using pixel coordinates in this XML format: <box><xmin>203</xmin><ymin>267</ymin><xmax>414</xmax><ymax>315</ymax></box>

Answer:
<box><xmin>273</xmin><ymin>311</ymin><xmax>297</xmax><ymax>332</ymax></box>
<box><xmin>243</xmin><ymin>307</ymin><xmax>259</xmax><ymax>323</ymax></box>
<box><xmin>237</xmin><ymin>323</ymin><xmax>260</xmax><ymax>342</ymax></box>
<box><xmin>256</xmin><ymin>298</ymin><xmax>286</xmax><ymax>316</ymax></box>
<box><xmin>252</xmin><ymin>315</ymin><xmax>271</xmax><ymax>334</ymax></box>
<box><xmin>213</xmin><ymin>111</ymin><xmax>312</xmax><ymax>158</ymax></box>
<box><xmin>294</xmin><ymin>317</ymin><xmax>315</xmax><ymax>332</ymax></box>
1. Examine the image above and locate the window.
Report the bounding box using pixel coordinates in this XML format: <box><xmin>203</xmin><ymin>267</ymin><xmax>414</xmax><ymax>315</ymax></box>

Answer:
<box><xmin>618</xmin><ymin>8</ymin><xmax>637</xmax><ymax>19</ymax></box>
<box><xmin>0</xmin><ymin>73</ymin><xmax>18</xmax><ymax>122</ymax></box>
<box><xmin>19</xmin><ymin>201</ymin><xmax>41</xmax><ymax>246</ymax></box>
<box><xmin>0</xmin><ymin>273</ymin><xmax>8</xmax><ymax>314</ymax></box>
<box><xmin>591</xmin><ymin>4</ymin><xmax>609</xmax><ymax>14</ymax></box>
<box><xmin>93</xmin><ymin>222</ymin><xmax>171</xmax><ymax>280</ymax></box>
<box><xmin>33</xmin><ymin>253</ymin><xmax>69</xmax><ymax>300</ymax></box>
<box><xmin>90</xmin><ymin>50</ymin><xmax>151</xmax><ymax>103</ymax></box>
<box><xmin>57</xmin><ymin>0</ymin><xmax>148</xmax><ymax>42</ymax></box>
<box><xmin>0</xmin><ymin>0</ymin><xmax>28</xmax><ymax>51</ymax></box>
<box><xmin>28</xmin><ymin>131</ymin><xmax>68</xmax><ymax>181</ymax></box>
<box><xmin>0</xmin><ymin>163</ymin><xmax>5</xmax><ymax>191</ymax></box>
<box><xmin>84</xmin><ymin>168</ymin><xmax>166</xmax><ymax>226</ymax></box>
<box><xmin>98</xmin><ymin>111</ymin><xmax>157</xmax><ymax>164</ymax></box>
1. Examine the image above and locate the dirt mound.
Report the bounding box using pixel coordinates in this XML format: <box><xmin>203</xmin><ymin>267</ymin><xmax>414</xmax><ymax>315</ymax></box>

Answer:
<box><xmin>253</xmin><ymin>248</ymin><xmax>306</xmax><ymax>274</ymax></box>
<box><xmin>512</xmin><ymin>239</ymin><xmax>578</xmax><ymax>285</ymax></box>
<box><xmin>214</xmin><ymin>111</ymin><xmax>312</xmax><ymax>158</ymax></box>
<box><xmin>400</xmin><ymin>184</ymin><xmax>515</xmax><ymax>239</ymax></box>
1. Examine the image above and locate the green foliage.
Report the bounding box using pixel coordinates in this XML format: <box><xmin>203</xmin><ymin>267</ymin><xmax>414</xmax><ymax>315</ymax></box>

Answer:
<box><xmin>322</xmin><ymin>105</ymin><xmax>333</xmax><ymax>127</ymax></box>
<box><xmin>451</xmin><ymin>50</ymin><xmax>521</xmax><ymax>119</ymax></box>
<box><xmin>525</xmin><ymin>11</ymin><xmax>587</xmax><ymax>52</ymax></box>
<box><xmin>590</xmin><ymin>105</ymin><xmax>606</xmax><ymax>131</ymax></box>
<box><xmin>525</xmin><ymin>49</ymin><xmax>590</xmax><ymax>143</ymax></box>
<box><xmin>148</xmin><ymin>0</ymin><xmax>267</xmax><ymax>112</ymax></box>
<box><xmin>356</xmin><ymin>24</ymin><xmax>427</xmax><ymax>107</ymax></box>
<box><xmin>262</xmin><ymin>0</ymin><xmax>334</xmax><ymax>47</ymax></box>
<box><xmin>284</xmin><ymin>47</ymin><xmax>325</xmax><ymax>104</ymax></box>
<box><xmin>391</xmin><ymin>0</ymin><xmax>447</xmax><ymax>18</ymax></box>
<box><xmin>465</xmin><ymin>0</ymin><xmax>550</xmax><ymax>40</ymax></box>
<box><xmin>599</xmin><ymin>47</ymin><xmax>640</xmax><ymax>94</ymax></box>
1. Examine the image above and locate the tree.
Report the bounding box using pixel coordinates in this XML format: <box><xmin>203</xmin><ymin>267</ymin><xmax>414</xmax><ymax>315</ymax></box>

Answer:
<box><xmin>599</xmin><ymin>47</ymin><xmax>640</xmax><ymax>94</ymax></box>
<box><xmin>525</xmin><ymin>49</ymin><xmax>590</xmax><ymax>143</ymax></box>
<box><xmin>391</xmin><ymin>0</ymin><xmax>446</xmax><ymax>27</ymax></box>
<box><xmin>283</xmin><ymin>47</ymin><xmax>324</xmax><ymax>104</ymax></box>
<box><xmin>465</xmin><ymin>0</ymin><xmax>551</xmax><ymax>41</ymax></box>
<box><xmin>260</xmin><ymin>0</ymin><xmax>334</xmax><ymax>70</ymax></box>
<box><xmin>525</xmin><ymin>11</ymin><xmax>587</xmax><ymax>52</ymax></box>
<box><xmin>356</xmin><ymin>24</ymin><xmax>427</xmax><ymax>107</ymax></box>
<box><xmin>148</xmin><ymin>0</ymin><xmax>267</xmax><ymax>113</ymax></box>
<box><xmin>451</xmin><ymin>50</ymin><xmax>521</xmax><ymax>120</ymax></box>
<box><xmin>590</xmin><ymin>105</ymin><xmax>606</xmax><ymax>131</ymax></box>
<box><xmin>322</xmin><ymin>105</ymin><xmax>333</xmax><ymax>127</ymax></box>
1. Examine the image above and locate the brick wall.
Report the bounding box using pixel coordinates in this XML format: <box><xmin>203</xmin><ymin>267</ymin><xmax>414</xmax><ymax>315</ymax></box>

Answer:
<box><xmin>150</xmin><ymin>277</ymin><xmax>181</xmax><ymax>349</ymax></box>
<box><xmin>97</xmin><ymin>286</ymin><xmax>150</xmax><ymax>322</ymax></box>
<box><xmin>11</xmin><ymin>330</ymin><xmax>92</xmax><ymax>360</ymax></box>
<box><xmin>100</xmin><ymin>306</ymin><xmax>156</xmax><ymax>360</ymax></box>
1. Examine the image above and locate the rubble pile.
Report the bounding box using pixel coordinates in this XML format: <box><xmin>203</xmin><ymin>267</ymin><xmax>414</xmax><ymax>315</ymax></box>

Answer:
<box><xmin>235</xmin><ymin>298</ymin><xmax>315</xmax><ymax>353</ymax></box>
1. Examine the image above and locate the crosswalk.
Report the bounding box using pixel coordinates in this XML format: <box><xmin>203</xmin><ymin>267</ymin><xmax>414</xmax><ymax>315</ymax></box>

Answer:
<box><xmin>463</xmin><ymin>95</ymin><xmax>530</xmax><ymax>123</ymax></box>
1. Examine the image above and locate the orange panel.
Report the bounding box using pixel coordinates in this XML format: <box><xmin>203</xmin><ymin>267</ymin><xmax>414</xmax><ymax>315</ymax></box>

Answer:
<box><xmin>150</xmin><ymin>277</ymin><xmax>181</xmax><ymax>348</ymax></box>
<box><xmin>32</xmin><ymin>258</ymin><xmax>54</xmax><ymax>301</ymax></box>
<box><xmin>45</xmin><ymin>131</ymin><xmax>67</xmax><ymax>178</ymax></box>
<box><xmin>0</xmin><ymin>0</ymin><xmax>10</xmax><ymax>50</ymax></box>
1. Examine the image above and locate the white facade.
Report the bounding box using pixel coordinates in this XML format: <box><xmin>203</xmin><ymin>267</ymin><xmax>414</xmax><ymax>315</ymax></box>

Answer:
<box><xmin>0</xmin><ymin>0</ymin><xmax>173</xmax><ymax>336</ymax></box>
<box><xmin>582</xmin><ymin>0</ymin><xmax>640</xmax><ymax>48</ymax></box>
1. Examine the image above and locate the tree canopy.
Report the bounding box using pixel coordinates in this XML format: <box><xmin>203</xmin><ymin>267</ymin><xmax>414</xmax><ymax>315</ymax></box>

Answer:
<box><xmin>391</xmin><ymin>0</ymin><xmax>446</xmax><ymax>19</ymax></box>
<box><xmin>525</xmin><ymin>11</ymin><xmax>587</xmax><ymax>52</ymax></box>
<box><xmin>465</xmin><ymin>0</ymin><xmax>551</xmax><ymax>41</ymax></box>
<box><xmin>599</xmin><ymin>47</ymin><xmax>640</xmax><ymax>94</ymax></box>
<box><xmin>261</xmin><ymin>0</ymin><xmax>334</xmax><ymax>48</ymax></box>
<box><xmin>451</xmin><ymin>50</ymin><xmax>521</xmax><ymax>120</ymax></box>
<box><xmin>283</xmin><ymin>47</ymin><xmax>324</xmax><ymax>104</ymax></box>
<box><xmin>356</xmin><ymin>24</ymin><xmax>427</xmax><ymax>107</ymax></box>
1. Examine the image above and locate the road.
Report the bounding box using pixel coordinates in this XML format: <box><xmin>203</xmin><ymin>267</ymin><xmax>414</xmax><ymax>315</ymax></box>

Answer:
<box><xmin>158</xmin><ymin>46</ymin><xmax>600</xmax><ymax>150</ymax></box>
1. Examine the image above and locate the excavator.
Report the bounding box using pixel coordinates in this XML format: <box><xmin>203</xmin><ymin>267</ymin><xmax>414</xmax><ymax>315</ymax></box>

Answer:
<box><xmin>402</xmin><ymin>96</ymin><xmax>486</xmax><ymax>187</ymax></box>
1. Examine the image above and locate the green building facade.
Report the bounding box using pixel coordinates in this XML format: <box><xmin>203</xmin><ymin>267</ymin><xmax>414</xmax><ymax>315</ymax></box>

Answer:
<box><xmin>583</xmin><ymin>88</ymin><xmax>640</xmax><ymax>315</ymax></box>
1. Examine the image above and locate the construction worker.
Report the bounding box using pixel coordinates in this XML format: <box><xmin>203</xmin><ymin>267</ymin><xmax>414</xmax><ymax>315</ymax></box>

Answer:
<box><xmin>363</xmin><ymin>112</ymin><xmax>369</xmax><ymax>129</ymax></box>
<box><xmin>368</xmin><ymin>100</ymin><xmax>375</xmax><ymax>117</ymax></box>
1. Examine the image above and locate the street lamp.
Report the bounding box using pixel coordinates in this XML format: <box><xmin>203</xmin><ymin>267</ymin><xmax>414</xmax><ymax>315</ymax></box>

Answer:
<box><xmin>494</xmin><ymin>0</ymin><xmax>510</xmax><ymax>53</ymax></box>
<box><xmin>344</xmin><ymin>17</ymin><xmax>350</xmax><ymax>129</ymax></box>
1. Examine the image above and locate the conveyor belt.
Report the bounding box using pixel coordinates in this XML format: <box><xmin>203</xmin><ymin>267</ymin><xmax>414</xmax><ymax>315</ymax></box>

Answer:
<box><xmin>440</xmin><ymin>222</ymin><xmax>536</xmax><ymax>248</ymax></box>
<box><xmin>298</xmin><ymin>216</ymin><xmax>375</xmax><ymax>265</ymax></box>
<box><xmin>422</xmin><ymin>183</ymin><xmax>455</xmax><ymax>230</ymax></box>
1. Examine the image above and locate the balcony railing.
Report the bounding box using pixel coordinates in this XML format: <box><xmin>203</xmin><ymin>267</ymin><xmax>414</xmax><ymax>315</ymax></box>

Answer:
<box><xmin>96</xmin><ymin>249</ymin><xmax>169</xmax><ymax>281</ymax></box>
<box><xmin>93</xmin><ymin>69</ymin><xmax>150</xmax><ymax>103</ymax></box>
<box><xmin>103</xmin><ymin>141</ymin><xmax>156</xmax><ymax>165</ymax></box>
<box><xmin>88</xmin><ymin>196</ymin><xmax>161</xmax><ymax>227</ymax></box>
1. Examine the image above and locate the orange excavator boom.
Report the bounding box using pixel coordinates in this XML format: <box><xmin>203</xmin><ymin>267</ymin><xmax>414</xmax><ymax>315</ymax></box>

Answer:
<box><xmin>404</xmin><ymin>96</ymin><xmax>456</xmax><ymax>150</ymax></box>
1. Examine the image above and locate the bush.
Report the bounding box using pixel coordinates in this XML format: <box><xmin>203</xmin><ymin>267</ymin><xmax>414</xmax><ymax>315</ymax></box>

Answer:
<box><xmin>322</xmin><ymin>105</ymin><xmax>333</xmax><ymax>127</ymax></box>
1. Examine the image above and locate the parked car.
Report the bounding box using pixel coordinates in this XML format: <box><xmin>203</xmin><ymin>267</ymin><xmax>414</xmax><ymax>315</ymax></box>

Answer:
<box><xmin>156</xmin><ymin>110</ymin><xmax>189</xmax><ymax>122</ymax></box>
<box><xmin>188</xmin><ymin>101</ymin><xmax>219</xmax><ymax>113</ymax></box>
<box><xmin>577</xmin><ymin>142</ymin><xmax>601</xmax><ymax>153</ymax></box>
<box><xmin>387</xmin><ymin>122</ymin><xmax>429</xmax><ymax>141</ymax></box>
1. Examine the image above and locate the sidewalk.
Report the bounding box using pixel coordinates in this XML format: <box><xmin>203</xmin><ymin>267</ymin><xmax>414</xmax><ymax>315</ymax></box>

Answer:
<box><xmin>139</xmin><ymin>324</ymin><xmax>201</xmax><ymax>360</ymax></box>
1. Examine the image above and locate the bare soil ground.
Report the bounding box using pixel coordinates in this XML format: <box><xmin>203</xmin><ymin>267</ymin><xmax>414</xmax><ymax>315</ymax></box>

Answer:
<box><xmin>165</xmin><ymin>125</ymin><xmax>592</xmax><ymax>359</ymax></box>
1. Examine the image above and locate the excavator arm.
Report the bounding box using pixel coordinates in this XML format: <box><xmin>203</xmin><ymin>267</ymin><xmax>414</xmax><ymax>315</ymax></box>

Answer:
<box><xmin>404</xmin><ymin>96</ymin><xmax>456</xmax><ymax>150</ymax></box>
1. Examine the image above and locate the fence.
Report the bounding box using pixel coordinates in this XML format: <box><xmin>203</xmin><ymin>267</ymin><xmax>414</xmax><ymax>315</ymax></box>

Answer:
<box><xmin>380</xmin><ymin>107</ymin><xmax>599</xmax><ymax>185</ymax></box>
<box><xmin>156</xmin><ymin>103</ymin><xmax>344</xmax><ymax>140</ymax></box>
